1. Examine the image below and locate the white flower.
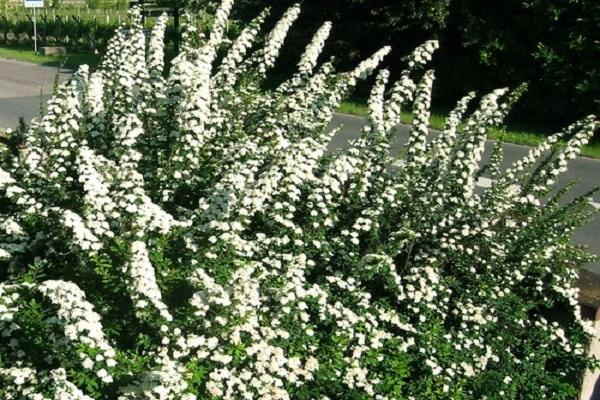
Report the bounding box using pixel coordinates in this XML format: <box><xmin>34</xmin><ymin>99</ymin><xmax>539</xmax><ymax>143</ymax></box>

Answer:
<box><xmin>82</xmin><ymin>358</ymin><xmax>94</xmax><ymax>369</ymax></box>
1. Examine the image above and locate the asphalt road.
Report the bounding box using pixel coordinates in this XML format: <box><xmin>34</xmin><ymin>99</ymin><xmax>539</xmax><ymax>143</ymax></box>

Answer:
<box><xmin>0</xmin><ymin>58</ymin><xmax>68</xmax><ymax>129</ymax></box>
<box><xmin>1</xmin><ymin>57</ymin><xmax>600</xmax><ymax>305</ymax></box>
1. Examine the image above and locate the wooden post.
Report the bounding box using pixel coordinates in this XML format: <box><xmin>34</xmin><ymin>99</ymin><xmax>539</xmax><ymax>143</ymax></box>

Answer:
<box><xmin>580</xmin><ymin>307</ymin><xmax>600</xmax><ymax>399</ymax></box>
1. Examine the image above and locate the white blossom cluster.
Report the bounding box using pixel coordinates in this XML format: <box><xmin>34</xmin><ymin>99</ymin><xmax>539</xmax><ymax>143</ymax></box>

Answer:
<box><xmin>254</xmin><ymin>4</ymin><xmax>300</xmax><ymax>75</ymax></box>
<box><xmin>0</xmin><ymin>366</ymin><xmax>94</xmax><ymax>400</ymax></box>
<box><xmin>61</xmin><ymin>209</ymin><xmax>104</xmax><ymax>253</ymax></box>
<box><xmin>126</xmin><ymin>240</ymin><xmax>173</xmax><ymax>322</ymax></box>
<box><xmin>298</xmin><ymin>21</ymin><xmax>332</xmax><ymax>76</ymax></box>
<box><xmin>76</xmin><ymin>147</ymin><xmax>115</xmax><ymax>239</ymax></box>
<box><xmin>0</xmin><ymin>1</ymin><xmax>598</xmax><ymax>399</ymax></box>
<box><xmin>38</xmin><ymin>281</ymin><xmax>117</xmax><ymax>382</ymax></box>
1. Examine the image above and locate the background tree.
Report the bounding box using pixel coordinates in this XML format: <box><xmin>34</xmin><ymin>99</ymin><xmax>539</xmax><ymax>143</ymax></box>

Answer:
<box><xmin>210</xmin><ymin>0</ymin><xmax>599</xmax><ymax>134</ymax></box>
<box><xmin>439</xmin><ymin>0</ymin><xmax>600</xmax><ymax>128</ymax></box>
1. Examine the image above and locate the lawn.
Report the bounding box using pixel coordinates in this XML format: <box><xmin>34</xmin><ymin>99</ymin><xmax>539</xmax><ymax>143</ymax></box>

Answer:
<box><xmin>0</xmin><ymin>45</ymin><xmax>101</xmax><ymax>70</ymax></box>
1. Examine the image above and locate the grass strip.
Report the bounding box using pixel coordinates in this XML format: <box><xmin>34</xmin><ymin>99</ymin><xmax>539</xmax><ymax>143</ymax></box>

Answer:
<box><xmin>0</xmin><ymin>45</ymin><xmax>101</xmax><ymax>70</ymax></box>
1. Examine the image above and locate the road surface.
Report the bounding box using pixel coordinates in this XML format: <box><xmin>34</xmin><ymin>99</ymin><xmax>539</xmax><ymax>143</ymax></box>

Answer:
<box><xmin>0</xmin><ymin>58</ymin><xmax>68</xmax><ymax>129</ymax></box>
<box><xmin>1</xmin><ymin>57</ymin><xmax>600</xmax><ymax>305</ymax></box>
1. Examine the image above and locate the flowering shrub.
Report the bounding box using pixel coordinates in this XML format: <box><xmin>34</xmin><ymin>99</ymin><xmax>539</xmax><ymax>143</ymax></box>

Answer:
<box><xmin>0</xmin><ymin>1</ymin><xmax>599</xmax><ymax>399</ymax></box>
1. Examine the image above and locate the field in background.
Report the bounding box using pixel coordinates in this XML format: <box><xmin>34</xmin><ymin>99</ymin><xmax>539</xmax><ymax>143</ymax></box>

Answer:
<box><xmin>0</xmin><ymin>1</ymin><xmax>178</xmax><ymax>53</ymax></box>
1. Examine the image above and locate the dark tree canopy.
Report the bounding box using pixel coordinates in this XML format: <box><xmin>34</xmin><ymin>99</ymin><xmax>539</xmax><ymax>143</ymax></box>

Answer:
<box><xmin>443</xmin><ymin>0</ymin><xmax>599</xmax><ymax>128</ymax></box>
<box><xmin>189</xmin><ymin>0</ymin><xmax>598</xmax><ymax>132</ymax></box>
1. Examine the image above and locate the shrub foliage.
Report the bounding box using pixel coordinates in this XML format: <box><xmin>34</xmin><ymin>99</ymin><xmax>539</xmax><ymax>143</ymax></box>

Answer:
<box><xmin>0</xmin><ymin>1</ymin><xmax>598</xmax><ymax>399</ymax></box>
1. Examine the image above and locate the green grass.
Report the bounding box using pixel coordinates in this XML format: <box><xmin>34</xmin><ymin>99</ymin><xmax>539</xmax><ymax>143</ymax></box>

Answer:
<box><xmin>0</xmin><ymin>45</ymin><xmax>101</xmax><ymax>70</ymax></box>
<box><xmin>338</xmin><ymin>100</ymin><xmax>600</xmax><ymax>159</ymax></box>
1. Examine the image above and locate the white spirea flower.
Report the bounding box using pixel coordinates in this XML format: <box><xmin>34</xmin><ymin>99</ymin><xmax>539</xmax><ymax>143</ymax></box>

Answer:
<box><xmin>0</xmin><ymin>1</ymin><xmax>596</xmax><ymax>398</ymax></box>
<box><xmin>147</xmin><ymin>13</ymin><xmax>169</xmax><ymax>81</ymax></box>
<box><xmin>61</xmin><ymin>209</ymin><xmax>103</xmax><ymax>254</ymax></box>
<box><xmin>126</xmin><ymin>240</ymin><xmax>173</xmax><ymax>322</ymax></box>
<box><xmin>76</xmin><ymin>146</ymin><xmax>116</xmax><ymax>239</ymax></box>
<box><xmin>118</xmin><ymin>357</ymin><xmax>190</xmax><ymax>400</ymax></box>
<box><xmin>298</xmin><ymin>21</ymin><xmax>332</xmax><ymax>75</ymax></box>
<box><xmin>214</xmin><ymin>8</ymin><xmax>269</xmax><ymax>90</ymax></box>
<box><xmin>38</xmin><ymin>281</ymin><xmax>116</xmax><ymax>376</ymax></box>
<box><xmin>257</xmin><ymin>4</ymin><xmax>301</xmax><ymax>74</ymax></box>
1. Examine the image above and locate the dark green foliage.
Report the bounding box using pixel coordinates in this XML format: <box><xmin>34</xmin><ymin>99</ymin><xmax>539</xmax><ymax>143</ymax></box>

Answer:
<box><xmin>219</xmin><ymin>0</ymin><xmax>598</xmax><ymax>134</ymax></box>
<box><xmin>440</xmin><ymin>0</ymin><xmax>599</xmax><ymax>130</ymax></box>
